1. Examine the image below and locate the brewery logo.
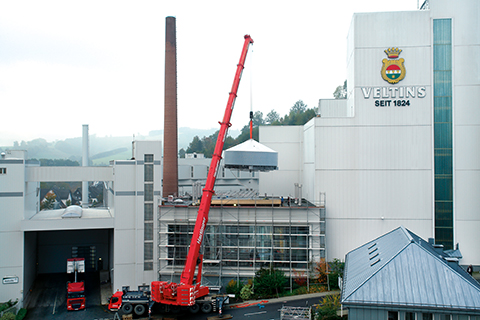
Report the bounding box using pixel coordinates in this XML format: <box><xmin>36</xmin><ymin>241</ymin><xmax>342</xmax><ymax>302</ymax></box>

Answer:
<box><xmin>381</xmin><ymin>47</ymin><xmax>405</xmax><ymax>84</ymax></box>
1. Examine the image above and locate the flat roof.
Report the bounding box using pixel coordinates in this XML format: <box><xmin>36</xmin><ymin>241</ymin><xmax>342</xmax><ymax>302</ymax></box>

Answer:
<box><xmin>22</xmin><ymin>207</ymin><xmax>114</xmax><ymax>231</ymax></box>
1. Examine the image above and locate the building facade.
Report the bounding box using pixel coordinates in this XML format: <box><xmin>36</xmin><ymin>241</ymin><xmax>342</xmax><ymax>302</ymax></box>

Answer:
<box><xmin>158</xmin><ymin>201</ymin><xmax>325</xmax><ymax>290</ymax></box>
<box><xmin>260</xmin><ymin>0</ymin><xmax>480</xmax><ymax>265</ymax></box>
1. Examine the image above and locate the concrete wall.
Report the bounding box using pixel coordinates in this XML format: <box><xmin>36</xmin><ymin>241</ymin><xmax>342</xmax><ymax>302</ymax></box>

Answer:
<box><xmin>0</xmin><ymin>156</ymin><xmax>26</xmax><ymax>304</ymax></box>
<box><xmin>112</xmin><ymin>140</ymin><xmax>162</xmax><ymax>292</ymax></box>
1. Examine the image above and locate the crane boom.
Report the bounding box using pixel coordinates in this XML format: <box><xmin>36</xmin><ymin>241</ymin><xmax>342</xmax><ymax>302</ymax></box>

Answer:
<box><xmin>109</xmin><ymin>35</ymin><xmax>254</xmax><ymax>314</ymax></box>
<box><xmin>180</xmin><ymin>35</ymin><xmax>254</xmax><ymax>286</ymax></box>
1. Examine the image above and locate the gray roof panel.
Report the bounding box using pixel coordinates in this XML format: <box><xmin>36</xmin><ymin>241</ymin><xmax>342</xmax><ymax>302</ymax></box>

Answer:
<box><xmin>342</xmin><ymin>226</ymin><xmax>480</xmax><ymax>312</ymax></box>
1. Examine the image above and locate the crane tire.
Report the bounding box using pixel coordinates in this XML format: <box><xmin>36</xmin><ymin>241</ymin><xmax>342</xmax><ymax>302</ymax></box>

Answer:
<box><xmin>134</xmin><ymin>304</ymin><xmax>146</xmax><ymax>316</ymax></box>
<box><xmin>189</xmin><ymin>303</ymin><xmax>200</xmax><ymax>314</ymax></box>
<box><xmin>121</xmin><ymin>303</ymin><xmax>133</xmax><ymax>314</ymax></box>
<box><xmin>201</xmin><ymin>302</ymin><xmax>213</xmax><ymax>314</ymax></box>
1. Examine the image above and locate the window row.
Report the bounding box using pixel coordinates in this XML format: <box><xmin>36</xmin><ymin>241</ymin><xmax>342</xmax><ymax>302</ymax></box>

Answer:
<box><xmin>167</xmin><ymin>224</ymin><xmax>310</xmax><ymax>235</ymax></box>
<box><xmin>167</xmin><ymin>232</ymin><xmax>310</xmax><ymax>248</ymax></box>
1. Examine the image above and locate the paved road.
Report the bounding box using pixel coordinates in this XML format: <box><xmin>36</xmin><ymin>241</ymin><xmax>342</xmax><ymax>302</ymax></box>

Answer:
<box><xmin>25</xmin><ymin>272</ymin><xmax>107</xmax><ymax>320</ymax></box>
<box><xmin>24</xmin><ymin>274</ymin><xmax>339</xmax><ymax>320</ymax></box>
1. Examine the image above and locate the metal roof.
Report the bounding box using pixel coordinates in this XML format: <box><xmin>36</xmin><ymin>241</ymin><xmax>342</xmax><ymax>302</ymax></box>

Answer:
<box><xmin>341</xmin><ymin>226</ymin><xmax>480</xmax><ymax>312</ymax></box>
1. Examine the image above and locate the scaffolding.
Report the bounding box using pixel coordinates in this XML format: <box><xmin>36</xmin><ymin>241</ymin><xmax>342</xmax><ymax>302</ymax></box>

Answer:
<box><xmin>280</xmin><ymin>306</ymin><xmax>312</xmax><ymax>320</ymax></box>
<box><xmin>158</xmin><ymin>197</ymin><xmax>326</xmax><ymax>291</ymax></box>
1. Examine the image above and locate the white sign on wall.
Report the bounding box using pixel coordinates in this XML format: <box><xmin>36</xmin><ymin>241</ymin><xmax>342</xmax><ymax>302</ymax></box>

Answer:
<box><xmin>2</xmin><ymin>276</ymin><xmax>19</xmax><ymax>285</ymax></box>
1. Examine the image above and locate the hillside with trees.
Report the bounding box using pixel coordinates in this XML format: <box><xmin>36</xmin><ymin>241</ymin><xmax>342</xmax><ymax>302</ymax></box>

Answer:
<box><xmin>183</xmin><ymin>100</ymin><xmax>316</xmax><ymax>158</ymax></box>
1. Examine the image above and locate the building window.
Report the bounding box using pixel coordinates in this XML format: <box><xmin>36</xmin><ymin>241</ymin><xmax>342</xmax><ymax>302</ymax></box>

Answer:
<box><xmin>433</xmin><ymin>18</ymin><xmax>453</xmax><ymax>250</ymax></box>
<box><xmin>388</xmin><ymin>311</ymin><xmax>398</xmax><ymax>320</ymax></box>
<box><xmin>0</xmin><ymin>168</ymin><xmax>6</xmax><ymax>174</ymax></box>
<box><xmin>144</xmin><ymin>153</ymin><xmax>154</xmax><ymax>271</ymax></box>
<box><xmin>144</xmin><ymin>262</ymin><xmax>153</xmax><ymax>270</ymax></box>
<box><xmin>144</xmin><ymin>164</ymin><xmax>153</xmax><ymax>182</ymax></box>
<box><xmin>422</xmin><ymin>313</ymin><xmax>433</xmax><ymax>320</ymax></box>
<box><xmin>144</xmin><ymin>154</ymin><xmax>154</xmax><ymax>163</ymax></box>
<box><xmin>145</xmin><ymin>222</ymin><xmax>153</xmax><ymax>241</ymax></box>
<box><xmin>439</xmin><ymin>315</ymin><xmax>451</xmax><ymax>320</ymax></box>
<box><xmin>167</xmin><ymin>223</ymin><xmax>310</xmax><ymax>268</ymax></box>
<box><xmin>406</xmin><ymin>312</ymin><xmax>416</xmax><ymax>320</ymax></box>
<box><xmin>144</xmin><ymin>203</ymin><xmax>153</xmax><ymax>221</ymax></box>
<box><xmin>144</xmin><ymin>242</ymin><xmax>153</xmax><ymax>260</ymax></box>
<box><xmin>144</xmin><ymin>184</ymin><xmax>153</xmax><ymax>201</ymax></box>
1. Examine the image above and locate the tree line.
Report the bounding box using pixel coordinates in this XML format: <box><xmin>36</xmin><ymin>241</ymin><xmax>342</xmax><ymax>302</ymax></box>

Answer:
<box><xmin>181</xmin><ymin>100</ymin><xmax>316</xmax><ymax>158</ymax></box>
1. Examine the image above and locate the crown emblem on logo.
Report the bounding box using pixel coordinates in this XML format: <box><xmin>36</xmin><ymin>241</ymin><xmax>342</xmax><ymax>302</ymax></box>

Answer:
<box><xmin>381</xmin><ymin>47</ymin><xmax>406</xmax><ymax>84</ymax></box>
<box><xmin>384</xmin><ymin>47</ymin><xmax>402</xmax><ymax>59</ymax></box>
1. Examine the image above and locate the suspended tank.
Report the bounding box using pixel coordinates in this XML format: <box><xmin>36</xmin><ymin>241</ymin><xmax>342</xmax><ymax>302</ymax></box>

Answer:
<box><xmin>223</xmin><ymin>139</ymin><xmax>278</xmax><ymax>172</ymax></box>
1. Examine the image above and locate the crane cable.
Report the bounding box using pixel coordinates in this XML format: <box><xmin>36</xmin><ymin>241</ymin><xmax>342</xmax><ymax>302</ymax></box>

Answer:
<box><xmin>249</xmin><ymin>47</ymin><xmax>254</xmax><ymax>139</ymax></box>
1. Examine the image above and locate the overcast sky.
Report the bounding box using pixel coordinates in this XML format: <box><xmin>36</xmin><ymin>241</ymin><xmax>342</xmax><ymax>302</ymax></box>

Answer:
<box><xmin>0</xmin><ymin>0</ymin><xmax>419</xmax><ymax>146</ymax></box>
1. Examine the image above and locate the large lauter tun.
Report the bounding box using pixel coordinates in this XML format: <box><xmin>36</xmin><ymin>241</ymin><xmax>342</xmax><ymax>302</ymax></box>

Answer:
<box><xmin>163</xmin><ymin>16</ymin><xmax>178</xmax><ymax>197</ymax></box>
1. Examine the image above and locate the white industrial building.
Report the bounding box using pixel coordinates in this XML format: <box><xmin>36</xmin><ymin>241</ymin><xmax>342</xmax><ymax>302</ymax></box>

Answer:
<box><xmin>259</xmin><ymin>0</ymin><xmax>480</xmax><ymax>265</ymax></box>
<box><xmin>1</xmin><ymin>0</ymin><xmax>479</xmax><ymax>309</ymax></box>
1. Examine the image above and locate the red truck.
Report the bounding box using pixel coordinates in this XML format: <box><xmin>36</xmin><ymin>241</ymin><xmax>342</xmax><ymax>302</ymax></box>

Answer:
<box><xmin>109</xmin><ymin>34</ymin><xmax>253</xmax><ymax>317</ymax></box>
<box><xmin>66</xmin><ymin>258</ymin><xmax>86</xmax><ymax>311</ymax></box>
<box><xmin>67</xmin><ymin>281</ymin><xmax>86</xmax><ymax>311</ymax></box>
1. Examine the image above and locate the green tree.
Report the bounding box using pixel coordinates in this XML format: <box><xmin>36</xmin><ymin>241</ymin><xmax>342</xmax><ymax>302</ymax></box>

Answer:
<box><xmin>178</xmin><ymin>148</ymin><xmax>186</xmax><ymax>158</ymax></box>
<box><xmin>186</xmin><ymin>136</ymin><xmax>204</xmax><ymax>154</ymax></box>
<box><xmin>290</xmin><ymin>100</ymin><xmax>307</xmax><ymax>114</ymax></box>
<box><xmin>333</xmin><ymin>80</ymin><xmax>347</xmax><ymax>99</ymax></box>
<box><xmin>252</xmin><ymin>111</ymin><xmax>264</xmax><ymax>126</ymax></box>
<box><xmin>328</xmin><ymin>259</ymin><xmax>344</xmax><ymax>290</ymax></box>
<box><xmin>265</xmin><ymin>110</ymin><xmax>280</xmax><ymax>124</ymax></box>
<box><xmin>234</xmin><ymin>124</ymin><xmax>259</xmax><ymax>144</ymax></box>
<box><xmin>41</xmin><ymin>191</ymin><xmax>56</xmax><ymax>210</ymax></box>
<box><xmin>183</xmin><ymin>100</ymin><xmax>316</xmax><ymax>155</ymax></box>
<box><xmin>253</xmin><ymin>266</ymin><xmax>288</xmax><ymax>298</ymax></box>
<box><xmin>283</xmin><ymin>100</ymin><xmax>316</xmax><ymax>125</ymax></box>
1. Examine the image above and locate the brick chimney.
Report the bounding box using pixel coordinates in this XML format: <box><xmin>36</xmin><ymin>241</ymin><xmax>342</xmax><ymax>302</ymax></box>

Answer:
<box><xmin>163</xmin><ymin>16</ymin><xmax>178</xmax><ymax>197</ymax></box>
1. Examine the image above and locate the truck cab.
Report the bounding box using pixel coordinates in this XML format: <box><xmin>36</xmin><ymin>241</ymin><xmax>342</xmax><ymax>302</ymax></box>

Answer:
<box><xmin>66</xmin><ymin>281</ymin><xmax>86</xmax><ymax>311</ymax></box>
<box><xmin>108</xmin><ymin>291</ymin><xmax>123</xmax><ymax>311</ymax></box>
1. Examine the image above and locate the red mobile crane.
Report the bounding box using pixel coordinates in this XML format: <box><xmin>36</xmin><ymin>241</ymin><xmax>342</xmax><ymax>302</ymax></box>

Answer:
<box><xmin>109</xmin><ymin>34</ymin><xmax>254</xmax><ymax>316</ymax></box>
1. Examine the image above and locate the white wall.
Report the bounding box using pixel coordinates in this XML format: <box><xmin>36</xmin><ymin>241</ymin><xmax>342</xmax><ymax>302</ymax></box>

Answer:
<box><xmin>0</xmin><ymin>156</ymin><xmax>25</xmax><ymax>304</ymax></box>
<box><xmin>112</xmin><ymin>140</ymin><xmax>162</xmax><ymax>291</ymax></box>
<box><xmin>266</xmin><ymin>0</ymin><xmax>480</xmax><ymax>264</ymax></box>
<box><xmin>438</xmin><ymin>0</ymin><xmax>480</xmax><ymax>265</ymax></box>
<box><xmin>259</xmin><ymin>126</ymin><xmax>303</xmax><ymax>198</ymax></box>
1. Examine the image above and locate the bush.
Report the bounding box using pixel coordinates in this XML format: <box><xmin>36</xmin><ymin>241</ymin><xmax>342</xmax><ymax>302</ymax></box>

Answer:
<box><xmin>0</xmin><ymin>312</ymin><xmax>15</xmax><ymax>320</ymax></box>
<box><xmin>15</xmin><ymin>308</ymin><xmax>27</xmax><ymax>320</ymax></box>
<box><xmin>240</xmin><ymin>284</ymin><xmax>253</xmax><ymax>300</ymax></box>
<box><xmin>294</xmin><ymin>284</ymin><xmax>328</xmax><ymax>295</ymax></box>
<box><xmin>226</xmin><ymin>279</ymin><xmax>243</xmax><ymax>297</ymax></box>
<box><xmin>315</xmin><ymin>294</ymin><xmax>341</xmax><ymax>320</ymax></box>
<box><xmin>253</xmin><ymin>266</ymin><xmax>288</xmax><ymax>298</ymax></box>
<box><xmin>0</xmin><ymin>300</ymin><xmax>17</xmax><ymax>313</ymax></box>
